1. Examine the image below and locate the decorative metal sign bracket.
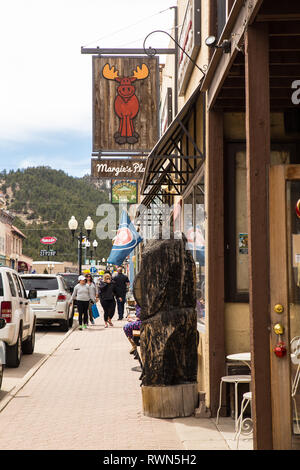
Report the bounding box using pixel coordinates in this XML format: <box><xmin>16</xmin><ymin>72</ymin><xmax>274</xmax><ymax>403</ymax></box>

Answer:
<box><xmin>143</xmin><ymin>30</ymin><xmax>207</xmax><ymax>78</ymax></box>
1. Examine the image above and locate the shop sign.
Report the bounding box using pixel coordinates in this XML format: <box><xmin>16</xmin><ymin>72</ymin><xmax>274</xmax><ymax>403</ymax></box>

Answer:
<box><xmin>40</xmin><ymin>236</ymin><xmax>57</xmax><ymax>245</ymax></box>
<box><xmin>178</xmin><ymin>0</ymin><xmax>201</xmax><ymax>96</ymax></box>
<box><xmin>111</xmin><ymin>180</ymin><xmax>138</xmax><ymax>204</ymax></box>
<box><xmin>93</xmin><ymin>56</ymin><xmax>159</xmax><ymax>152</ymax></box>
<box><xmin>91</xmin><ymin>159</ymin><xmax>145</xmax><ymax>180</ymax></box>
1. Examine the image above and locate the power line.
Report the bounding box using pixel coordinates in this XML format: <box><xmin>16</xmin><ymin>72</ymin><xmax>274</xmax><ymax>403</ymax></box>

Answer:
<box><xmin>82</xmin><ymin>7</ymin><xmax>173</xmax><ymax>48</ymax></box>
<box><xmin>116</xmin><ymin>23</ymin><xmax>182</xmax><ymax>49</ymax></box>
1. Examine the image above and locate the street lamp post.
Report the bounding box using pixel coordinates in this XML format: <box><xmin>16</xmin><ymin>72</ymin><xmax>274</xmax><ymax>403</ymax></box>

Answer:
<box><xmin>85</xmin><ymin>240</ymin><xmax>90</xmax><ymax>264</ymax></box>
<box><xmin>68</xmin><ymin>216</ymin><xmax>95</xmax><ymax>275</ymax></box>
<box><xmin>48</xmin><ymin>263</ymin><xmax>54</xmax><ymax>274</ymax></box>
<box><xmin>90</xmin><ymin>240</ymin><xmax>98</xmax><ymax>264</ymax></box>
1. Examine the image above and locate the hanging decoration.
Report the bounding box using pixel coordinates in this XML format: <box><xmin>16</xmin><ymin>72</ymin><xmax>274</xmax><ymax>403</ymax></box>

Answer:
<box><xmin>296</xmin><ymin>199</ymin><xmax>300</xmax><ymax>218</ymax></box>
<box><xmin>274</xmin><ymin>342</ymin><xmax>287</xmax><ymax>358</ymax></box>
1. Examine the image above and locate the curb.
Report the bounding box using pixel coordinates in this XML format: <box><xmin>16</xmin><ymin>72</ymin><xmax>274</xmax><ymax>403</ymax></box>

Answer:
<box><xmin>0</xmin><ymin>325</ymin><xmax>77</xmax><ymax>413</ymax></box>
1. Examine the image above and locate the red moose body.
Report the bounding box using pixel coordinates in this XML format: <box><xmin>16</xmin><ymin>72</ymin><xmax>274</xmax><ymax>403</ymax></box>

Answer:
<box><xmin>103</xmin><ymin>64</ymin><xmax>149</xmax><ymax>145</ymax></box>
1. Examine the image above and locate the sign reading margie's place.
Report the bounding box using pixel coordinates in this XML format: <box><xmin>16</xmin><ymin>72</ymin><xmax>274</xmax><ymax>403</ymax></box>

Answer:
<box><xmin>91</xmin><ymin>159</ymin><xmax>145</xmax><ymax>179</ymax></box>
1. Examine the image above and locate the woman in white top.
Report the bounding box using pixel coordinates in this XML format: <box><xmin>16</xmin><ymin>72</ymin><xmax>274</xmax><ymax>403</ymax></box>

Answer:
<box><xmin>71</xmin><ymin>275</ymin><xmax>95</xmax><ymax>330</ymax></box>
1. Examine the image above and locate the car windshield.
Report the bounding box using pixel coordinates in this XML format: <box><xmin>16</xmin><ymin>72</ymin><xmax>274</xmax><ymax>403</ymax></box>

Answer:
<box><xmin>0</xmin><ymin>273</ymin><xmax>3</xmax><ymax>296</ymax></box>
<box><xmin>22</xmin><ymin>277</ymin><xmax>59</xmax><ymax>291</ymax></box>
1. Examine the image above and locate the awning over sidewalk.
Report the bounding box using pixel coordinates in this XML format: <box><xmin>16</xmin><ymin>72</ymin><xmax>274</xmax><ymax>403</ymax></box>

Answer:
<box><xmin>141</xmin><ymin>82</ymin><xmax>205</xmax><ymax>205</ymax></box>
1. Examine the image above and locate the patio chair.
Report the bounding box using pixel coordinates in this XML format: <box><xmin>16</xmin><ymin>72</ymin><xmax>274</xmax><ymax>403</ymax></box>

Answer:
<box><xmin>236</xmin><ymin>391</ymin><xmax>253</xmax><ymax>449</ymax></box>
<box><xmin>216</xmin><ymin>375</ymin><xmax>251</xmax><ymax>432</ymax></box>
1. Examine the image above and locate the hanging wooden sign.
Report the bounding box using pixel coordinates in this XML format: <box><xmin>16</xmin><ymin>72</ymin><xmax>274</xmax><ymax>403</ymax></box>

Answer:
<box><xmin>111</xmin><ymin>180</ymin><xmax>138</xmax><ymax>204</ymax></box>
<box><xmin>93</xmin><ymin>56</ymin><xmax>159</xmax><ymax>152</ymax></box>
<box><xmin>91</xmin><ymin>158</ymin><xmax>145</xmax><ymax>180</ymax></box>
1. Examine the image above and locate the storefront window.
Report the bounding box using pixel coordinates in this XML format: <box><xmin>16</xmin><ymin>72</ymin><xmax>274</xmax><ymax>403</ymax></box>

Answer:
<box><xmin>225</xmin><ymin>144</ymin><xmax>292</xmax><ymax>302</ymax></box>
<box><xmin>286</xmin><ymin>180</ymin><xmax>300</xmax><ymax>438</ymax></box>
<box><xmin>235</xmin><ymin>151</ymin><xmax>249</xmax><ymax>294</ymax></box>
<box><xmin>183</xmin><ymin>175</ymin><xmax>205</xmax><ymax>323</ymax></box>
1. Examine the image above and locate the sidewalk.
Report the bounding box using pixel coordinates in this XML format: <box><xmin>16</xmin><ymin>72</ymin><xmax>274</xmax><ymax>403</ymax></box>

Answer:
<box><xmin>0</xmin><ymin>315</ymin><xmax>252</xmax><ymax>450</ymax></box>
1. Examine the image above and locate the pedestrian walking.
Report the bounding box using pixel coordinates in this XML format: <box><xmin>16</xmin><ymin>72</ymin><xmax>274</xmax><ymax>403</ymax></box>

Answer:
<box><xmin>97</xmin><ymin>273</ymin><xmax>117</xmax><ymax>328</ymax></box>
<box><xmin>113</xmin><ymin>267</ymin><xmax>130</xmax><ymax>320</ymax></box>
<box><xmin>71</xmin><ymin>275</ymin><xmax>95</xmax><ymax>330</ymax></box>
<box><xmin>85</xmin><ymin>273</ymin><xmax>97</xmax><ymax>325</ymax></box>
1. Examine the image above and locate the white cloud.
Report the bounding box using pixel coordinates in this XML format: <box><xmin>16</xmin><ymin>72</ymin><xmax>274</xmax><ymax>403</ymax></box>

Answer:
<box><xmin>0</xmin><ymin>0</ymin><xmax>174</xmax><ymax>142</ymax></box>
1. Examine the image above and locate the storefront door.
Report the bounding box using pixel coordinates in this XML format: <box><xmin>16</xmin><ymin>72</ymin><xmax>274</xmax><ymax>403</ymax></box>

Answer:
<box><xmin>270</xmin><ymin>165</ymin><xmax>300</xmax><ymax>449</ymax></box>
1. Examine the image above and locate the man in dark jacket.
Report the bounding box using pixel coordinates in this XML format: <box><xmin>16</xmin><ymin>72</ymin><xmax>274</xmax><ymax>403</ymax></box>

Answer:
<box><xmin>113</xmin><ymin>267</ymin><xmax>130</xmax><ymax>320</ymax></box>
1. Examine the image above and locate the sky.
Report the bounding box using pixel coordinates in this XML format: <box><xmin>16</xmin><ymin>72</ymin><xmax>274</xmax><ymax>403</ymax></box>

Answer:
<box><xmin>0</xmin><ymin>0</ymin><xmax>176</xmax><ymax>177</ymax></box>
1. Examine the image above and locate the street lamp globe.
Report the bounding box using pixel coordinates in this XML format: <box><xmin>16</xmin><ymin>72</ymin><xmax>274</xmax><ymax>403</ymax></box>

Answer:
<box><xmin>85</xmin><ymin>240</ymin><xmax>91</xmax><ymax>248</ymax></box>
<box><xmin>93</xmin><ymin>240</ymin><xmax>98</xmax><ymax>248</ymax></box>
<box><xmin>68</xmin><ymin>216</ymin><xmax>78</xmax><ymax>231</ymax></box>
<box><xmin>84</xmin><ymin>216</ymin><xmax>94</xmax><ymax>231</ymax></box>
<box><xmin>68</xmin><ymin>216</ymin><xmax>78</xmax><ymax>239</ymax></box>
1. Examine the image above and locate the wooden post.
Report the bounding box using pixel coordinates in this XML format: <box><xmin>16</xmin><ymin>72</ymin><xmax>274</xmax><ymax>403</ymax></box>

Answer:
<box><xmin>208</xmin><ymin>0</ymin><xmax>217</xmax><ymax>61</ymax></box>
<box><xmin>245</xmin><ymin>23</ymin><xmax>273</xmax><ymax>450</ymax></box>
<box><xmin>269</xmin><ymin>166</ymin><xmax>292</xmax><ymax>450</ymax></box>
<box><xmin>206</xmin><ymin>109</ymin><xmax>225</xmax><ymax>415</ymax></box>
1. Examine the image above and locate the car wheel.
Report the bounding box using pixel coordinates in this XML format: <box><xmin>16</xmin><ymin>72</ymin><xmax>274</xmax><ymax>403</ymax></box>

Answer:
<box><xmin>0</xmin><ymin>364</ymin><xmax>3</xmax><ymax>390</ymax></box>
<box><xmin>60</xmin><ymin>318</ymin><xmax>69</xmax><ymax>332</ymax></box>
<box><xmin>22</xmin><ymin>318</ymin><xmax>36</xmax><ymax>355</ymax></box>
<box><xmin>6</xmin><ymin>326</ymin><xmax>22</xmax><ymax>368</ymax></box>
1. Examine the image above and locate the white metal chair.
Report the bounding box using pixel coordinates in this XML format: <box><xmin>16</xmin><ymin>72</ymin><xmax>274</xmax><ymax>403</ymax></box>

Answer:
<box><xmin>216</xmin><ymin>375</ymin><xmax>251</xmax><ymax>432</ymax></box>
<box><xmin>236</xmin><ymin>391</ymin><xmax>253</xmax><ymax>449</ymax></box>
<box><xmin>291</xmin><ymin>336</ymin><xmax>300</xmax><ymax>434</ymax></box>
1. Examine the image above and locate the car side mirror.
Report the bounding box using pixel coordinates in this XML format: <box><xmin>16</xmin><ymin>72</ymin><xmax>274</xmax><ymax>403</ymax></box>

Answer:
<box><xmin>0</xmin><ymin>318</ymin><xmax>6</xmax><ymax>329</ymax></box>
<box><xmin>28</xmin><ymin>289</ymin><xmax>37</xmax><ymax>299</ymax></box>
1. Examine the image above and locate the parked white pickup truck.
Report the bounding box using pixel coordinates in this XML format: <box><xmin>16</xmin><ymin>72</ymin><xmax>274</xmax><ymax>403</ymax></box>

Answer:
<box><xmin>0</xmin><ymin>267</ymin><xmax>36</xmax><ymax>367</ymax></box>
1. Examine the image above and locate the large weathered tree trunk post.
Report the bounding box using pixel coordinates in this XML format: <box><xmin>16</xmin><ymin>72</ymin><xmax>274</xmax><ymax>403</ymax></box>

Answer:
<box><xmin>133</xmin><ymin>235</ymin><xmax>198</xmax><ymax>418</ymax></box>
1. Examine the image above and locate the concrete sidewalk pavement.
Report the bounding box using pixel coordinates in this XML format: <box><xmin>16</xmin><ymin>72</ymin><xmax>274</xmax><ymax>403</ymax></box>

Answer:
<box><xmin>0</xmin><ymin>315</ymin><xmax>252</xmax><ymax>450</ymax></box>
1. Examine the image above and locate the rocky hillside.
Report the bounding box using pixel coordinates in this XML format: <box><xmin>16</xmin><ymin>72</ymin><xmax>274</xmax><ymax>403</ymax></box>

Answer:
<box><xmin>0</xmin><ymin>167</ymin><xmax>112</xmax><ymax>263</ymax></box>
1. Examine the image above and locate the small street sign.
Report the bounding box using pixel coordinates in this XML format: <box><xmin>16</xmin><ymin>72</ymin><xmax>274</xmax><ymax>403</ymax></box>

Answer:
<box><xmin>90</xmin><ymin>266</ymin><xmax>97</xmax><ymax>274</ymax></box>
<box><xmin>40</xmin><ymin>249</ymin><xmax>57</xmax><ymax>257</ymax></box>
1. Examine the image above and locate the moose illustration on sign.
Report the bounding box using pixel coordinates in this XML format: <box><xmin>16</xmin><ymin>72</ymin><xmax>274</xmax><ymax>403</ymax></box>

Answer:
<box><xmin>102</xmin><ymin>63</ymin><xmax>149</xmax><ymax>145</ymax></box>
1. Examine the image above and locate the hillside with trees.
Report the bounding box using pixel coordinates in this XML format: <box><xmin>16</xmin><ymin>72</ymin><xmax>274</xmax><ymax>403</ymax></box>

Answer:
<box><xmin>0</xmin><ymin>167</ymin><xmax>113</xmax><ymax>264</ymax></box>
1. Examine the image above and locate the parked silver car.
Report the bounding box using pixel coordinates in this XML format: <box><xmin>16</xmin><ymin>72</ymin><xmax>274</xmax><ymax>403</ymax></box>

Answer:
<box><xmin>21</xmin><ymin>274</ymin><xmax>73</xmax><ymax>331</ymax></box>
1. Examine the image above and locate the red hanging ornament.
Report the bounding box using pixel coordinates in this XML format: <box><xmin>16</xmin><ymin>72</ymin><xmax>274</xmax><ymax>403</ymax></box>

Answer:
<box><xmin>274</xmin><ymin>342</ymin><xmax>287</xmax><ymax>358</ymax></box>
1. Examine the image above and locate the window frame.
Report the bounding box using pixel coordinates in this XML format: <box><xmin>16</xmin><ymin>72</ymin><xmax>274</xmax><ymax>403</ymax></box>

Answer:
<box><xmin>6</xmin><ymin>272</ymin><xmax>17</xmax><ymax>297</ymax></box>
<box><xmin>225</xmin><ymin>141</ymin><xmax>300</xmax><ymax>303</ymax></box>
<box><xmin>12</xmin><ymin>273</ymin><xmax>22</xmax><ymax>298</ymax></box>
